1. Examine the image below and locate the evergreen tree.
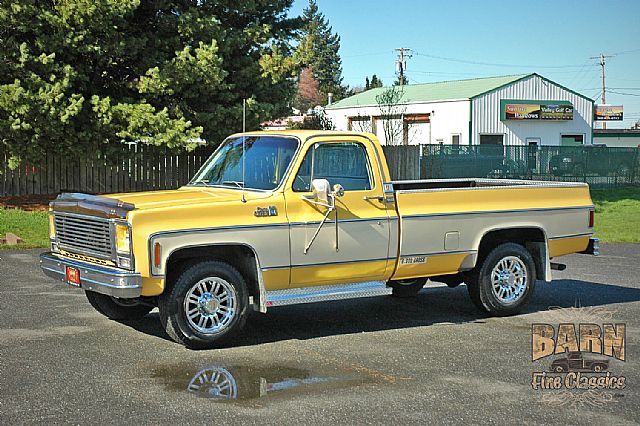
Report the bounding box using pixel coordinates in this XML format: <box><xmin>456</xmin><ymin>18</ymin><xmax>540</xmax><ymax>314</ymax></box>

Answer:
<box><xmin>364</xmin><ymin>75</ymin><xmax>383</xmax><ymax>91</ymax></box>
<box><xmin>0</xmin><ymin>0</ymin><xmax>300</xmax><ymax>165</ymax></box>
<box><xmin>370</xmin><ymin>75</ymin><xmax>383</xmax><ymax>88</ymax></box>
<box><xmin>294</xmin><ymin>0</ymin><xmax>344</xmax><ymax>105</ymax></box>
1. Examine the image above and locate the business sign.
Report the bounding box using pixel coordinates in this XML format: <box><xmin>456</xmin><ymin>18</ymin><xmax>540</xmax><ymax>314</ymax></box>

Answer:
<box><xmin>595</xmin><ymin>105</ymin><xmax>623</xmax><ymax>121</ymax></box>
<box><xmin>501</xmin><ymin>100</ymin><xmax>573</xmax><ymax>121</ymax></box>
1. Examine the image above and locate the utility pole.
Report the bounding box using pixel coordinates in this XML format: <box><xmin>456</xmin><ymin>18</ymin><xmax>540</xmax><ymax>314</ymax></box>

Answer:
<box><xmin>590</xmin><ymin>53</ymin><xmax>614</xmax><ymax>129</ymax></box>
<box><xmin>395</xmin><ymin>48</ymin><xmax>412</xmax><ymax>86</ymax></box>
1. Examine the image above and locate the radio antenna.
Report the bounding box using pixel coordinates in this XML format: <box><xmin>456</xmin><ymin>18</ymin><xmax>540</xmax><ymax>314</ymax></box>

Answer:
<box><xmin>241</xmin><ymin>98</ymin><xmax>247</xmax><ymax>203</ymax></box>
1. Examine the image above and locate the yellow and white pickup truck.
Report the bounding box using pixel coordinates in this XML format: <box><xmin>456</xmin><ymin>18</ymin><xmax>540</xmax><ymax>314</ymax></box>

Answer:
<box><xmin>40</xmin><ymin>130</ymin><xmax>598</xmax><ymax>348</ymax></box>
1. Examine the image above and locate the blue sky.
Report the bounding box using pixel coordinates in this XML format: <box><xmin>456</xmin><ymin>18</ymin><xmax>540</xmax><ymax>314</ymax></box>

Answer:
<box><xmin>288</xmin><ymin>0</ymin><xmax>640</xmax><ymax>128</ymax></box>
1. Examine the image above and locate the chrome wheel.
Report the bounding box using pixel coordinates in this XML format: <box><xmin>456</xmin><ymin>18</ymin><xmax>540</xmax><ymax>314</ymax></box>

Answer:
<box><xmin>490</xmin><ymin>256</ymin><xmax>528</xmax><ymax>305</ymax></box>
<box><xmin>184</xmin><ymin>277</ymin><xmax>237</xmax><ymax>334</ymax></box>
<box><xmin>187</xmin><ymin>366</ymin><xmax>238</xmax><ymax>399</ymax></box>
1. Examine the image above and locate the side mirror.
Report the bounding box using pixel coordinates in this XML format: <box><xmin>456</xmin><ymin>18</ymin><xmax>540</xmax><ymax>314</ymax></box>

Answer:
<box><xmin>333</xmin><ymin>184</ymin><xmax>345</xmax><ymax>198</ymax></box>
<box><xmin>311</xmin><ymin>178</ymin><xmax>331</xmax><ymax>205</ymax></box>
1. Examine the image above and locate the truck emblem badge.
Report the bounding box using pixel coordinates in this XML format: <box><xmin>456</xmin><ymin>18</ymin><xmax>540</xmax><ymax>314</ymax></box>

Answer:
<box><xmin>255</xmin><ymin>206</ymin><xmax>278</xmax><ymax>217</ymax></box>
<box><xmin>400</xmin><ymin>256</ymin><xmax>427</xmax><ymax>265</ymax></box>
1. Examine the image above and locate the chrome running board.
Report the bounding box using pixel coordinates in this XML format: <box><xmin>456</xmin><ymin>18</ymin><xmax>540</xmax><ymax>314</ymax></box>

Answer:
<box><xmin>265</xmin><ymin>281</ymin><xmax>391</xmax><ymax>307</ymax></box>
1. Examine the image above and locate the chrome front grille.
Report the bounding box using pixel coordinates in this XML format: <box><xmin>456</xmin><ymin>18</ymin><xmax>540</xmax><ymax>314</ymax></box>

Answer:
<box><xmin>54</xmin><ymin>213</ymin><xmax>113</xmax><ymax>260</ymax></box>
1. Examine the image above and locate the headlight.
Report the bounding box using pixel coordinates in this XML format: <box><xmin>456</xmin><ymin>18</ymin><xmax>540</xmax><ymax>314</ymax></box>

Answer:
<box><xmin>562</xmin><ymin>158</ymin><xmax>572</xmax><ymax>163</ymax></box>
<box><xmin>48</xmin><ymin>213</ymin><xmax>56</xmax><ymax>239</ymax></box>
<box><xmin>114</xmin><ymin>223</ymin><xmax>131</xmax><ymax>255</ymax></box>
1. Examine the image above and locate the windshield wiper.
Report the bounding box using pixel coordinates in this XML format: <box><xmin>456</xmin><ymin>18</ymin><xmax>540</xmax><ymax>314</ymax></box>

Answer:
<box><xmin>190</xmin><ymin>181</ymin><xmax>216</xmax><ymax>187</ymax></box>
<box><xmin>222</xmin><ymin>181</ymin><xmax>245</xmax><ymax>189</ymax></box>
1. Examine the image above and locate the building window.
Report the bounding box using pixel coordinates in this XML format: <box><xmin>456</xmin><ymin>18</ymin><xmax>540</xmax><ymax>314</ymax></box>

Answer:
<box><xmin>451</xmin><ymin>134</ymin><xmax>460</xmax><ymax>145</ymax></box>
<box><xmin>480</xmin><ymin>134</ymin><xmax>504</xmax><ymax>145</ymax></box>
<box><xmin>403</xmin><ymin>114</ymin><xmax>431</xmax><ymax>145</ymax></box>
<box><xmin>561</xmin><ymin>134</ymin><xmax>584</xmax><ymax>146</ymax></box>
<box><xmin>348</xmin><ymin>116</ymin><xmax>373</xmax><ymax>133</ymax></box>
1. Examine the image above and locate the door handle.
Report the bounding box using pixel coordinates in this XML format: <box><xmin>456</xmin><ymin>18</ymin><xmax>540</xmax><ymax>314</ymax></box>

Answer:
<box><xmin>363</xmin><ymin>195</ymin><xmax>384</xmax><ymax>202</ymax></box>
<box><xmin>363</xmin><ymin>195</ymin><xmax>394</xmax><ymax>203</ymax></box>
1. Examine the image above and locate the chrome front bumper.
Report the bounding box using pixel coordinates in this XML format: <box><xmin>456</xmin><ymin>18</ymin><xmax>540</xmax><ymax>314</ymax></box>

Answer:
<box><xmin>40</xmin><ymin>252</ymin><xmax>142</xmax><ymax>298</ymax></box>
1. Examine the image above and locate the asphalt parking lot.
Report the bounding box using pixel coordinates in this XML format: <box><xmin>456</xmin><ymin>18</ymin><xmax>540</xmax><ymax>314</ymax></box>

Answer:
<box><xmin>1</xmin><ymin>245</ymin><xmax>639</xmax><ymax>425</ymax></box>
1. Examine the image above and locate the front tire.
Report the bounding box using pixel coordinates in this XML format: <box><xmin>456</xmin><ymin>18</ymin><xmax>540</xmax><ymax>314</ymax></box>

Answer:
<box><xmin>388</xmin><ymin>278</ymin><xmax>427</xmax><ymax>298</ymax></box>
<box><xmin>158</xmin><ymin>261</ymin><xmax>248</xmax><ymax>349</ymax></box>
<box><xmin>85</xmin><ymin>291</ymin><xmax>152</xmax><ymax>320</ymax></box>
<box><xmin>466</xmin><ymin>243</ymin><xmax>536</xmax><ymax>316</ymax></box>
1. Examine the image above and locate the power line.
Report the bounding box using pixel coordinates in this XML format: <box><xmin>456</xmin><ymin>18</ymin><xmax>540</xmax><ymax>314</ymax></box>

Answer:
<box><xmin>413</xmin><ymin>51</ymin><xmax>588</xmax><ymax>69</ymax></box>
<box><xmin>611</xmin><ymin>47</ymin><xmax>640</xmax><ymax>56</ymax></box>
<box><xmin>608</xmin><ymin>90</ymin><xmax>640</xmax><ymax>97</ymax></box>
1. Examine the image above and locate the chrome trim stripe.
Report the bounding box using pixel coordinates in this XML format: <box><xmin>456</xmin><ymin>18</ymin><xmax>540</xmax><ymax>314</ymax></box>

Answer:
<box><xmin>400</xmin><ymin>249</ymin><xmax>477</xmax><ymax>257</ymax></box>
<box><xmin>262</xmin><ymin>256</ymin><xmax>394</xmax><ymax>271</ymax></box>
<box><xmin>149</xmin><ymin>222</ymin><xmax>291</xmax><ymax>240</ymax></box>
<box><xmin>548</xmin><ymin>232</ymin><xmax>593</xmax><ymax>240</ymax></box>
<box><xmin>290</xmin><ymin>216</ymin><xmax>397</xmax><ymax>227</ymax></box>
<box><xmin>401</xmin><ymin>205</ymin><xmax>594</xmax><ymax>220</ymax></box>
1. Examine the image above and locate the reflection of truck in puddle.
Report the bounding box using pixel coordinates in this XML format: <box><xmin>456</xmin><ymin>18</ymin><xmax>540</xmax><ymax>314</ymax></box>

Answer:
<box><xmin>185</xmin><ymin>365</ymin><xmax>338</xmax><ymax>400</ymax></box>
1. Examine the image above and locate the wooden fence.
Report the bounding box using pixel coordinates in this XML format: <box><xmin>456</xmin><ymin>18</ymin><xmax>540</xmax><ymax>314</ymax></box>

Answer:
<box><xmin>0</xmin><ymin>144</ymin><xmax>215</xmax><ymax>197</ymax></box>
<box><xmin>0</xmin><ymin>143</ymin><xmax>423</xmax><ymax>197</ymax></box>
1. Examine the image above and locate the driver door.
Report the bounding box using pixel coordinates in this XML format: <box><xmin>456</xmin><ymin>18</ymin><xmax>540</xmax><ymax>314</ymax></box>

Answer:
<box><xmin>285</xmin><ymin>140</ymin><xmax>392</xmax><ymax>287</ymax></box>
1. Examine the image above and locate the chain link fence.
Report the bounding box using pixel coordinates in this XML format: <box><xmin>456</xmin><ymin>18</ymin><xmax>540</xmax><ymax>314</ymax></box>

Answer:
<box><xmin>419</xmin><ymin>145</ymin><xmax>640</xmax><ymax>188</ymax></box>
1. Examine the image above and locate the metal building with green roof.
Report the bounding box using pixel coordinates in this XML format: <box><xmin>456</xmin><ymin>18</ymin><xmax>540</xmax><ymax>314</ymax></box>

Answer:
<box><xmin>325</xmin><ymin>73</ymin><xmax>594</xmax><ymax>146</ymax></box>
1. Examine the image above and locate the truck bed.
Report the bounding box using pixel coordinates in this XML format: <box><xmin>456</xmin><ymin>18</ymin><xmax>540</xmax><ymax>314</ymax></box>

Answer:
<box><xmin>391</xmin><ymin>178</ymin><xmax>587</xmax><ymax>192</ymax></box>
<box><xmin>389</xmin><ymin>178</ymin><xmax>593</xmax><ymax>281</ymax></box>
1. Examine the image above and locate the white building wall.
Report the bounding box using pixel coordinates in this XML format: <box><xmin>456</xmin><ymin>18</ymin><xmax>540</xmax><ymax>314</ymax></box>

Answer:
<box><xmin>593</xmin><ymin>135</ymin><xmax>640</xmax><ymax>147</ymax></box>
<box><xmin>325</xmin><ymin>100</ymin><xmax>470</xmax><ymax>145</ymax></box>
<box><xmin>472</xmin><ymin>74</ymin><xmax>593</xmax><ymax>146</ymax></box>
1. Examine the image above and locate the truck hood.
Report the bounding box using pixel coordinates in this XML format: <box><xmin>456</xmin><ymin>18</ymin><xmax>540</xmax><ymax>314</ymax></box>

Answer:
<box><xmin>50</xmin><ymin>187</ymin><xmax>272</xmax><ymax>218</ymax></box>
<box><xmin>103</xmin><ymin>187</ymin><xmax>270</xmax><ymax>210</ymax></box>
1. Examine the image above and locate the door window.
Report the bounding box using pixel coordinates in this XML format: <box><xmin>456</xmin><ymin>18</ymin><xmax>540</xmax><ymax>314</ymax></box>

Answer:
<box><xmin>480</xmin><ymin>134</ymin><xmax>504</xmax><ymax>145</ymax></box>
<box><xmin>293</xmin><ymin>142</ymin><xmax>373</xmax><ymax>192</ymax></box>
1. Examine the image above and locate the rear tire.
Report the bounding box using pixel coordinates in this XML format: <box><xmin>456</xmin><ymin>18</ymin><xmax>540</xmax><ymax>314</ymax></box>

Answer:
<box><xmin>158</xmin><ymin>261</ymin><xmax>248</xmax><ymax>349</ymax></box>
<box><xmin>465</xmin><ymin>243</ymin><xmax>536</xmax><ymax>316</ymax></box>
<box><xmin>388</xmin><ymin>278</ymin><xmax>427</xmax><ymax>298</ymax></box>
<box><xmin>85</xmin><ymin>291</ymin><xmax>152</xmax><ymax>320</ymax></box>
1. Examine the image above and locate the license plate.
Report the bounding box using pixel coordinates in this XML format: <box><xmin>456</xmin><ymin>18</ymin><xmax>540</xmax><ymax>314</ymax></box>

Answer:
<box><xmin>65</xmin><ymin>266</ymin><xmax>81</xmax><ymax>287</ymax></box>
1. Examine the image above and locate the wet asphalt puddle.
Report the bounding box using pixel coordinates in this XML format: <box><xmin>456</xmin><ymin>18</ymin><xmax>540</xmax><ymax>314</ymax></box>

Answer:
<box><xmin>150</xmin><ymin>350</ymin><xmax>405</xmax><ymax>405</ymax></box>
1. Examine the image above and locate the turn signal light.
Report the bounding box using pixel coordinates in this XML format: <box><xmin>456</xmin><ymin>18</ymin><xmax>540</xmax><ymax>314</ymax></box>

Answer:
<box><xmin>154</xmin><ymin>242</ymin><xmax>161</xmax><ymax>268</ymax></box>
<box><xmin>48</xmin><ymin>214</ymin><xmax>56</xmax><ymax>239</ymax></box>
<box><xmin>588</xmin><ymin>210</ymin><xmax>594</xmax><ymax>228</ymax></box>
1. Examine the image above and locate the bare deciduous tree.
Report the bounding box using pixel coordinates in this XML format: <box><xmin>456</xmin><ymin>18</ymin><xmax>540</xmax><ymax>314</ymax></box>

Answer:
<box><xmin>375</xmin><ymin>86</ymin><xmax>406</xmax><ymax>145</ymax></box>
<box><xmin>350</xmin><ymin>113</ymin><xmax>373</xmax><ymax>133</ymax></box>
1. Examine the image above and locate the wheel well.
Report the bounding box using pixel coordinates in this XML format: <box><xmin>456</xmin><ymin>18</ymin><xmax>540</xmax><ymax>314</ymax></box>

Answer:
<box><xmin>476</xmin><ymin>227</ymin><xmax>547</xmax><ymax>277</ymax></box>
<box><xmin>165</xmin><ymin>245</ymin><xmax>260</xmax><ymax>305</ymax></box>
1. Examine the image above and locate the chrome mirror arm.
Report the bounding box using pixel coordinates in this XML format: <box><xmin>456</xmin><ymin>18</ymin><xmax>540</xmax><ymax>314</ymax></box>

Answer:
<box><xmin>303</xmin><ymin>196</ymin><xmax>335</xmax><ymax>254</ymax></box>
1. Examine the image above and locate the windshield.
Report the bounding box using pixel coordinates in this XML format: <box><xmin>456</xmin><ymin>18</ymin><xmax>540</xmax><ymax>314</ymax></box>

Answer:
<box><xmin>189</xmin><ymin>136</ymin><xmax>299</xmax><ymax>190</ymax></box>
